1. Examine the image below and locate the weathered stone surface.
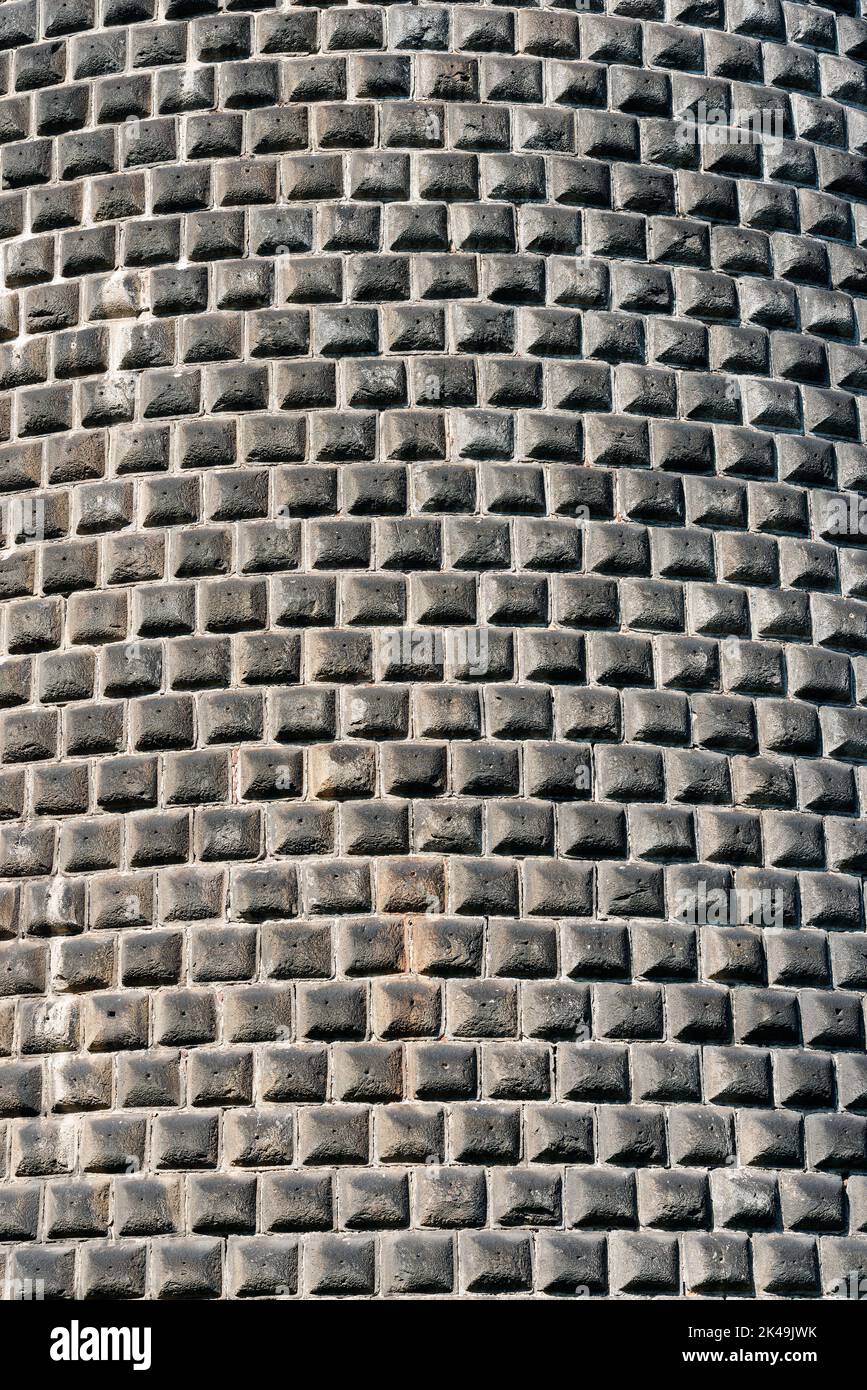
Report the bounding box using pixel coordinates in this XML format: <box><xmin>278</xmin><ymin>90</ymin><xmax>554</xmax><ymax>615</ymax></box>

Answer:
<box><xmin>0</xmin><ymin>0</ymin><xmax>865</xmax><ymax>1300</ymax></box>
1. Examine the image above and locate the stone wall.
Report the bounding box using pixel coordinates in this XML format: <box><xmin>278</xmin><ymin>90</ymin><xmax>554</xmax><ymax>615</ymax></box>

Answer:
<box><xmin>0</xmin><ymin>0</ymin><xmax>866</xmax><ymax>1298</ymax></box>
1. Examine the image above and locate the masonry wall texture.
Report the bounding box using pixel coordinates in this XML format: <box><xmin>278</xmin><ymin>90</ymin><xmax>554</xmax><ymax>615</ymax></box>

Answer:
<box><xmin>0</xmin><ymin>0</ymin><xmax>865</xmax><ymax>1302</ymax></box>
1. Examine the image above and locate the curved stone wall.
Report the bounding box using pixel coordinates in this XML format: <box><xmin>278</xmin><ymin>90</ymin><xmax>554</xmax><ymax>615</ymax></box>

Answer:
<box><xmin>0</xmin><ymin>0</ymin><xmax>866</xmax><ymax>1299</ymax></box>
